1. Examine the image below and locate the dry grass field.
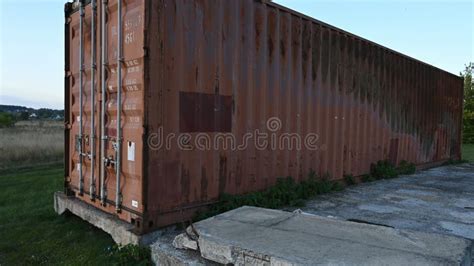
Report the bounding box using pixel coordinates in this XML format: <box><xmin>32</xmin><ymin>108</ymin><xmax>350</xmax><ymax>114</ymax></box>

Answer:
<box><xmin>0</xmin><ymin>120</ymin><xmax>63</xmax><ymax>170</ymax></box>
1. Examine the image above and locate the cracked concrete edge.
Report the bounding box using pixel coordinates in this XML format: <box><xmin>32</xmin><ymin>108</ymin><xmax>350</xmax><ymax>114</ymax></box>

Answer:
<box><xmin>173</xmin><ymin>233</ymin><xmax>198</xmax><ymax>250</ymax></box>
<box><xmin>197</xmin><ymin>229</ymin><xmax>473</xmax><ymax>266</ymax></box>
<box><xmin>193</xmin><ymin>207</ymin><xmax>474</xmax><ymax>265</ymax></box>
<box><xmin>197</xmin><ymin>237</ymin><xmax>233</xmax><ymax>264</ymax></box>
<box><xmin>54</xmin><ymin>191</ymin><xmax>159</xmax><ymax>246</ymax></box>
<box><xmin>151</xmin><ymin>227</ymin><xmax>219</xmax><ymax>266</ymax></box>
<box><xmin>195</xmin><ymin>219</ymin><xmax>299</xmax><ymax>265</ymax></box>
<box><xmin>195</xmin><ymin>210</ymin><xmax>301</xmax><ymax>265</ymax></box>
<box><xmin>197</xmin><ymin>234</ymin><xmax>473</xmax><ymax>266</ymax></box>
<box><xmin>151</xmin><ymin>239</ymin><xmax>214</xmax><ymax>266</ymax></box>
<box><xmin>197</xmin><ymin>236</ymin><xmax>296</xmax><ymax>266</ymax></box>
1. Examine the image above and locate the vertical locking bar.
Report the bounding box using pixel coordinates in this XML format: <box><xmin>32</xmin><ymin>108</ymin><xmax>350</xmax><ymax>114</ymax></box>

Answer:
<box><xmin>116</xmin><ymin>0</ymin><xmax>123</xmax><ymax>211</ymax></box>
<box><xmin>100</xmin><ymin>0</ymin><xmax>108</xmax><ymax>205</ymax></box>
<box><xmin>89</xmin><ymin>0</ymin><xmax>97</xmax><ymax>199</ymax></box>
<box><xmin>78</xmin><ymin>0</ymin><xmax>85</xmax><ymax>195</ymax></box>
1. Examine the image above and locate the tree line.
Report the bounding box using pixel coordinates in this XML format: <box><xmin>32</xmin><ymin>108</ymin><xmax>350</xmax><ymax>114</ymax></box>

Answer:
<box><xmin>0</xmin><ymin>105</ymin><xmax>64</xmax><ymax>127</ymax></box>
<box><xmin>462</xmin><ymin>63</ymin><xmax>474</xmax><ymax>144</ymax></box>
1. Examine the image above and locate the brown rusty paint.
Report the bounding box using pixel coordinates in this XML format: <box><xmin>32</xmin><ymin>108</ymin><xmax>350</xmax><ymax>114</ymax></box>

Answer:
<box><xmin>65</xmin><ymin>0</ymin><xmax>463</xmax><ymax>233</ymax></box>
<box><xmin>66</xmin><ymin>0</ymin><xmax>146</xmax><ymax>225</ymax></box>
<box><xmin>179</xmin><ymin>92</ymin><xmax>232</xmax><ymax>133</ymax></box>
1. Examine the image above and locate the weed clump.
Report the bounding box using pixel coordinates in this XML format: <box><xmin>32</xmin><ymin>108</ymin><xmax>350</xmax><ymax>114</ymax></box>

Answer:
<box><xmin>369</xmin><ymin>160</ymin><xmax>418</xmax><ymax>180</ymax></box>
<box><xmin>361</xmin><ymin>174</ymin><xmax>375</xmax><ymax>183</ymax></box>
<box><xmin>195</xmin><ymin>160</ymin><xmax>419</xmax><ymax>222</ymax></box>
<box><xmin>443</xmin><ymin>158</ymin><xmax>469</xmax><ymax>165</ymax></box>
<box><xmin>370</xmin><ymin>160</ymin><xmax>397</xmax><ymax>179</ymax></box>
<box><xmin>194</xmin><ymin>171</ymin><xmax>342</xmax><ymax>221</ymax></box>
<box><xmin>344</xmin><ymin>174</ymin><xmax>355</xmax><ymax>185</ymax></box>
<box><xmin>397</xmin><ymin>160</ymin><xmax>416</xmax><ymax>175</ymax></box>
<box><xmin>106</xmin><ymin>244</ymin><xmax>152</xmax><ymax>266</ymax></box>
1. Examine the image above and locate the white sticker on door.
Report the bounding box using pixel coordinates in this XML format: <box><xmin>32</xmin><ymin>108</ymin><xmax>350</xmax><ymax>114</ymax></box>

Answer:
<box><xmin>127</xmin><ymin>141</ymin><xmax>135</xmax><ymax>161</ymax></box>
<box><xmin>132</xmin><ymin>200</ymin><xmax>138</xmax><ymax>208</ymax></box>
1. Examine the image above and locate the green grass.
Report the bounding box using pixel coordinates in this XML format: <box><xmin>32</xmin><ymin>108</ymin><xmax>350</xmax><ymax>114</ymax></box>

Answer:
<box><xmin>0</xmin><ymin>164</ymin><xmax>150</xmax><ymax>265</ymax></box>
<box><xmin>462</xmin><ymin>144</ymin><xmax>474</xmax><ymax>162</ymax></box>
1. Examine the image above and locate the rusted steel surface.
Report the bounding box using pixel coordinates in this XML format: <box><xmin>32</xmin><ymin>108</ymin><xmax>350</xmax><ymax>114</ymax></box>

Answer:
<box><xmin>65</xmin><ymin>0</ymin><xmax>146</xmax><ymax>224</ymax></box>
<box><xmin>65</xmin><ymin>0</ymin><xmax>463</xmax><ymax>233</ymax></box>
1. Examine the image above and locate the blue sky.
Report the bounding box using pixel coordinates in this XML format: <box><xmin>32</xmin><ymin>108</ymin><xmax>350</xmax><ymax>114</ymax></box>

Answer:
<box><xmin>0</xmin><ymin>0</ymin><xmax>472</xmax><ymax>109</ymax></box>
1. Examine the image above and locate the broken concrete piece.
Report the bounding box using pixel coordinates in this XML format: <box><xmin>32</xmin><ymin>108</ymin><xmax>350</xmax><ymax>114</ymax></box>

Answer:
<box><xmin>173</xmin><ymin>233</ymin><xmax>198</xmax><ymax>251</ymax></box>
<box><xmin>185</xmin><ymin>225</ymin><xmax>200</xmax><ymax>241</ymax></box>
<box><xmin>151</xmin><ymin>231</ymin><xmax>216</xmax><ymax>266</ymax></box>
<box><xmin>192</xmin><ymin>206</ymin><xmax>473</xmax><ymax>265</ymax></box>
<box><xmin>292</xmin><ymin>209</ymin><xmax>303</xmax><ymax>214</ymax></box>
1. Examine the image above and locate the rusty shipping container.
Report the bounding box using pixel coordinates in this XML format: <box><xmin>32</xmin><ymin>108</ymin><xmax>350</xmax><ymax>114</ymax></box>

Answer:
<box><xmin>64</xmin><ymin>0</ymin><xmax>464</xmax><ymax>233</ymax></box>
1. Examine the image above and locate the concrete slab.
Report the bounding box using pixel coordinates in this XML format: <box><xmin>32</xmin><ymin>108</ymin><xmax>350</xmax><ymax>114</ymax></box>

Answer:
<box><xmin>293</xmin><ymin>164</ymin><xmax>474</xmax><ymax>241</ymax></box>
<box><xmin>54</xmin><ymin>191</ymin><xmax>159</xmax><ymax>246</ymax></box>
<box><xmin>54</xmin><ymin>192</ymin><xmax>213</xmax><ymax>265</ymax></box>
<box><xmin>192</xmin><ymin>206</ymin><xmax>473</xmax><ymax>265</ymax></box>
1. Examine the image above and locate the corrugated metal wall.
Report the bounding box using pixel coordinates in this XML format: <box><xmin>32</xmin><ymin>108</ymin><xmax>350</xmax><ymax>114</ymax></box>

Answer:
<box><xmin>146</xmin><ymin>0</ymin><xmax>463</xmax><ymax>217</ymax></box>
<box><xmin>66</xmin><ymin>0</ymin><xmax>463</xmax><ymax>230</ymax></box>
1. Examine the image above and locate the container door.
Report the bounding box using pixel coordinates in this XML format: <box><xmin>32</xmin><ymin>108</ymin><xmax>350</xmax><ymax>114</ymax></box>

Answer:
<box><xmin>66</xmin><ymin>1</ymin><xmax>100</xmax><ymax>200</ymax></box>
<box><xmin>100</xmin><ymin>0</ymin><xmax>146</xmax><ymax>217</ymax></box>
<box><xmin>65</xmin><ymin>0</ymin><xmax>145</xmax><ymax>225</ymax></box>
